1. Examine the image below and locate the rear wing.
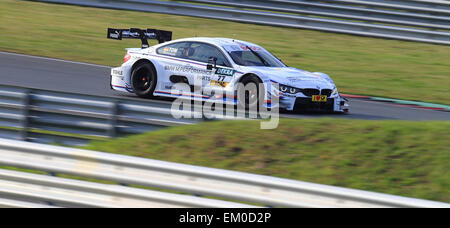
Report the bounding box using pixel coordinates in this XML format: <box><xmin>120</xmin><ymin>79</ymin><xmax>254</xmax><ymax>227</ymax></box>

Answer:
<box><xmin>107</xmin><ymin>28</ymin><xmax>172</xmax><ymax>48</ymax></box>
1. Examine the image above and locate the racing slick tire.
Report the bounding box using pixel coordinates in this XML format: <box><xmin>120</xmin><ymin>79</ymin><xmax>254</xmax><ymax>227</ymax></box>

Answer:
<box><xmin>131</xmin><ymin>62</ymin><xmax>157</xmax><ymax>98</ymax></box>
<box><xmin>237</xmin><ymin>75</ymin><xmax>264</xmax><ymax>111</ymax></box>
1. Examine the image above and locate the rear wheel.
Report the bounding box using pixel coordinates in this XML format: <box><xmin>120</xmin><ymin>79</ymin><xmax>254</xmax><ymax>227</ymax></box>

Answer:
<box><xmin>131</xmin><ymin>62</ymin><xmax>157</xmax><ymax>98</ymax></box>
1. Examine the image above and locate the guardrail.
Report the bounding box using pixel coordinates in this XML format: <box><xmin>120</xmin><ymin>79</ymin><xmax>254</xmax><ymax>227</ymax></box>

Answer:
<box><xmin>182</xmin><ymin>0</ymin><xmax>450</xmax><ymax>30</ymax></box>
<box><xmin>0</xmin><ymin>84</ymin><xmax>199</xmax><ymax>146</ymax></box>
<box><xmin>0</xmin><ymin>168</ymin><xmax>251</xmax><ymax>208</ymax></box>
<box><xmin>318</xmin><ymin>0</ymin><xmax>450</xmax><ymax>14</ymax></box>
<box><xmin>0</xmin><ymin>138</ymin><xmax>448</xmax><ymax>208</ymax></box>
<box><xmin>30</xmin><ymin>0</ymin><xmax>450</xmax><ymax>45</ymax></box>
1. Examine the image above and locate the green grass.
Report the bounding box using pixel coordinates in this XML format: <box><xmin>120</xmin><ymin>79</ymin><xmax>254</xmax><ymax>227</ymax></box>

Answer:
<box><xmin>0</xmin><ymin>0</ymin><xmax>449</xmax><ymax>105</ymax></box>
<box><xmin>0</xmin><ymin>125</ymin><xmax>107</xmax><ymax>143</ymax></box>
<box><xmin>84</xmin><ymin>118</ymin><xmax>450</xmax><ymax>203</ymax></box>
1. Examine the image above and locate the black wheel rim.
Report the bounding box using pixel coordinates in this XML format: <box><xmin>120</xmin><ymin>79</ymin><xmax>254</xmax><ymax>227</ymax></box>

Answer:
<box><xmin>245</xmin><ymin>83</ymin><xmax>258</xmax><ymax>107</ymax></box>
<box><xmin>135</xmin><ymin>68</ymin><xmax>152</xmax><ymax>91</ymax></box>
<box><xmin>138</xmin><ymin>75</ymin><xmax>151</xmax><ymax>90</ymax></box>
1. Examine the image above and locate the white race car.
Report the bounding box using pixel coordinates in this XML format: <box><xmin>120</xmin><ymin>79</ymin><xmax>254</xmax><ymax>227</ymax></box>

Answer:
<box><xmin>108</xmin><ymin>28</ymin><xmax>349</xmax><ymax>112</ymax></box>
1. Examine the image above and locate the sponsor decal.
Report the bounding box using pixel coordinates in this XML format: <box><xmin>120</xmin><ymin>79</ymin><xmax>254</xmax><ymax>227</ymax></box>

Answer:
<box><xmin>235</xmin><ymin>41</ymin><xmax>263</xmax><ymax>51</ymax></box>
<box><xmin>160</xmin><ymin>47</ymin><xmax>178</xmax><ymax>56</ymax></box>
<box><xmin>164</xmin><ymin>65</ymin><xmax>213</xmax><ymax>75</ymax></box>
<box><xmin>286</xmin><ymin>77</ymin><xmax>302</xmax><ymax>83</ymax></box>
<box><xmin>109</xmin><ymin>30</ymin><xmax>121</xmax><ymax>39</ymax></box>
<box><xmin>163</xmin><ymin>82</ymin><xmax>173</xmax><ymax>90</ymax></box>
<box><xmin>196</xmin><ymin>75</ymin><xmax>212</xmax><ymax>82</ymax></box>
<box><xmin>222</xmin><ymin>44</ymin><xmax>262</xmax><ymax>52</ymax></box>
<box><xmin>312</xmin><ymin>95</ymin><xmax>327</xmax><ymax>102</ymax></box>
<box><xmin>112</xmin><ymin>69</ymin><xmax>123</xmax><ymax>76</ymax></box>
<box><xmin>210</xmin><ymin>80</ymin><xmax>229</xmax><ymax>87</ymax></box>
<box><xmin>222</xmin><ymin>45</ymin><xmax>242</xmax><ymax>52</ymax></box>
<box><xmin>215</xmin><ymin>67</ymin><xmax>235</xmax><ymax>76</ymax></box>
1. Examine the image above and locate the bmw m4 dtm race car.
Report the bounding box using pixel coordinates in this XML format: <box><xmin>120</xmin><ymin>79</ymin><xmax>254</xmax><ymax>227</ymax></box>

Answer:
<box><xmin>107</xmin><ymin>28</ymin><xmax>349</xmax><ymax>113</ymax></box>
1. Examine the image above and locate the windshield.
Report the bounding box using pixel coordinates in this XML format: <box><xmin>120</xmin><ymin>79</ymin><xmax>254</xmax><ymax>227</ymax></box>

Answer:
<box><xmin>228</xmin><ymin>50</ymin><xmax>285</xmax><ymax>67</ymax></box>
<box><xmin>223</xmin><ymin>43</ymin><xmax>286</xmax><ymax>67</ymax></box>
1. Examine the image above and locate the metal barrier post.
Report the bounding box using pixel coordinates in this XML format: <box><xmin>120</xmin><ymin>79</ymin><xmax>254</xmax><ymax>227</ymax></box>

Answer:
<box><xmin>20</xmin><ymin>89</ymin><xmax>31</xmax><ymax>141</ymax></box>
<box><xmin>108</xmin><ymin>100</ymin><xmax>120</xmax><ymax>138</ymax></box>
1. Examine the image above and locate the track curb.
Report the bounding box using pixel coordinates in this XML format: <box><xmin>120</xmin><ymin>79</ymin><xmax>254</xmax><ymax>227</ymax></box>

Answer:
<box><xmin>341</xmin><ymin>94</ymin><xmax>450</xmax><ymax>112</ymax></box>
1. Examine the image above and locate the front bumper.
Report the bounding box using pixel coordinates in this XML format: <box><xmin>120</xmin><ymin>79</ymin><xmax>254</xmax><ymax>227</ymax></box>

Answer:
<box><xmin>276</xmin><ymin>94</ymin><xmax>349</xmax><ymax>113</ymax></box>
<box><xmin>294</xmin><ymin>97</ymin><xmax>335</xmax><ymax>112</ymax></box>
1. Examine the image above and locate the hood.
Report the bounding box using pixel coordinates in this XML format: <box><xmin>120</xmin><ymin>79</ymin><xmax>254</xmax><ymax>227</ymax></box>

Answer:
<box><xmin>248</xmin><ymin>67</ymin><xmax>335</xmax><ymax>89</ymax></box>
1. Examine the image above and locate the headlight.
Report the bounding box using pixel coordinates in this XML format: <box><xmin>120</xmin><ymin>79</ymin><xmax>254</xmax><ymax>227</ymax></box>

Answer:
<box><xmin>279</xmin><ymin>84</ymin><xmax>300</xmax><ymax>94</ymax></box>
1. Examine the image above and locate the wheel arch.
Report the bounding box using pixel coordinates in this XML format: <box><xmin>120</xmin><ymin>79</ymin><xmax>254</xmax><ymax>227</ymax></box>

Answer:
<box><xmin>238</xmin><ymin>73</ymin><xmax>263</xmax><ymax>84</ymax></box>
<box><xmin>236</xmin><ymin>73</ymin><xmax>267</xmax><ymax>94</ymax></box>
<box><xmin>131</xmin><ymin>58</ymin><xmax>157</xmax><ymax>75</ymax></box>
<box><xmin>130</xmin><ymin>58</ymin><xmax>159</xmax><ymax>86</ymax></box>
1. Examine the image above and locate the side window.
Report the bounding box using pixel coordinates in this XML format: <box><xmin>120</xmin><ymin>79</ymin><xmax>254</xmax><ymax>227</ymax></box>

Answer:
<box><xmin>156</xmin><ymin>42</ymin><xmax>191</xmax><ymax>58</ymax></box>
<box><xmin>186</xmin><ymin>43</ymin><xmax>230</xmax><ymax>67</ymax></box>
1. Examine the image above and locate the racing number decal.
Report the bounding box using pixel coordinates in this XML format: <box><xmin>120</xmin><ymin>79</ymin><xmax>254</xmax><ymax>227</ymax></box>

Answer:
<box><xmin>210</xmin><ymin>67</ymin><xmax>235</xmax><ymax>88</ymax></box>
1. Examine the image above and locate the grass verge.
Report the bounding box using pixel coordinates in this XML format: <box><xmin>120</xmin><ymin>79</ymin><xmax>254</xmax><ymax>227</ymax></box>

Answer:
<box><xmin>0</xmin><ymin>125</ymin><xmax>107</xmax><ymax>143</ymax></box>
<box><xmin>84</xmin><ymin>118</ymin><xmax>450</xmax><ymax>203</ymax></box>
<box><xmin>0</xmin><ymin>0</ymin><xmax>448</xmax><ymax>104</ymax></box>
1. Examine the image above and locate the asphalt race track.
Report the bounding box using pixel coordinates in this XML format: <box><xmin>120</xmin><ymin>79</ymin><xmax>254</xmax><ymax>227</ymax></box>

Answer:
<box><xmin>1</xmin><ymin>51</ymin><xmax>449</xmax><ymax>121</ymax></box>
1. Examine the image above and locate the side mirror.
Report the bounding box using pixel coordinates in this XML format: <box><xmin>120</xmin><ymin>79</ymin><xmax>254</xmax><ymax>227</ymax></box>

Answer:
<box><xmin>207</xmin><ymin>57</ymin><xmax>217</xmax><ymax>70</ymax></box>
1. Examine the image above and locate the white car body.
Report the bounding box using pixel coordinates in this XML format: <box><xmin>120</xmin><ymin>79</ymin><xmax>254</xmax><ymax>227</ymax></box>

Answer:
<box><xmin>110</xmin><ymin>37</ymin><xmax>349</xmax><ymax>112</ymax></box>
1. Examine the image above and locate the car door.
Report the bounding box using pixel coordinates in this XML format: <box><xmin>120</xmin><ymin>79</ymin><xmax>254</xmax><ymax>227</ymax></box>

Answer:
<box><xmin>183</xmin><ymin>42</ymin><xmax>235</xmax><ymax>94</ymax></box>
<box><xmin>155</xmin><ymin>41</ymin><xmax>193</xmax><ymax>92</ymax></box>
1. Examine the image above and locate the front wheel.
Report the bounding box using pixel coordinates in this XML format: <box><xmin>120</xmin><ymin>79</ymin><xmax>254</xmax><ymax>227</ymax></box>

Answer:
<box><xmin>131</xmin><ymin>62</ymin><xmax>157</xmax><ymax>98</ymax></box>
<box><xmin>237</xmin><ymin>76</ymin><xmax>263</xmax><ymax>111</ymax></box>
